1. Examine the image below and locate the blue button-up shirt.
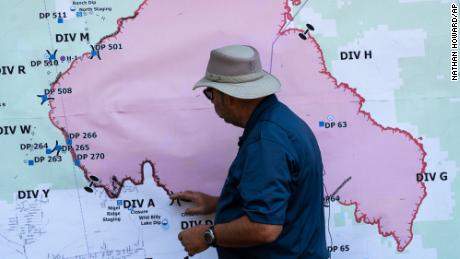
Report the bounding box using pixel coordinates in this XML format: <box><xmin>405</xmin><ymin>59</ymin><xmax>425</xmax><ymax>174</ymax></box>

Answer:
<box><xmin>215</xmin><ymin>95</ymin><xmax>328</xmax><ymax>259</ymax></box>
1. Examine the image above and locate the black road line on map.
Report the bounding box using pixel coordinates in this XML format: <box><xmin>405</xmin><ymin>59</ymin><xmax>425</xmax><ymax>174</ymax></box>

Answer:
<box><xmin>270</xmin><ymin>0</ymin><xmax>311</xmax><ymax>72</ymax></box>
<box><xmin>0</xmin><ymin>232</ymin><xmax>24</xmax><ymax>256</ymax></box>
<box><xmin>42</xmin><ymin>0</ymin><xmax>91</xmax><ymax>255</ymax></box>
<box><xmin>331</xmin><ymin>176</ymin><xmax>352</xmax><ymax>197</ymax></box>
<box><xmin>323</xmin><ymin>169</ymin><xmax>334</xmax><ymax>259</ymax></box>
<box><xmin>323</xmin><ymin>182</ymin><xmax>333</xmax><ymax>259</ymax></box>
<box><xmin>323</xmin><ymin>175</ymin><xmax>353</xmax><ymax>259</ymax></box>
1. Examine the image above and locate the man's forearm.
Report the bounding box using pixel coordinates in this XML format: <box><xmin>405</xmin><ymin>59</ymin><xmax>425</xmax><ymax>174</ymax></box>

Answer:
<box><xmin>214</xmin><ymin>216</ymin><xmax>282</xmax><ymax>248</ymax></box>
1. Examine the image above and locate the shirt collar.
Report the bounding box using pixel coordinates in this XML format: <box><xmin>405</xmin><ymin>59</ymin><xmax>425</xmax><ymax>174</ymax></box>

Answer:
<box><xmin>238</xmin><ymin>94</ymin><xmax>278</xmax><ymax>147</ymax></box>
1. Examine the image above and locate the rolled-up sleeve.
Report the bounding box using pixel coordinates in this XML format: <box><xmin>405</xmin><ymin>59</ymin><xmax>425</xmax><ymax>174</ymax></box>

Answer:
<box><xmin>238</xmin><ymin>139</ymin><xmax>292</xmax><ymax>225</ymax></box>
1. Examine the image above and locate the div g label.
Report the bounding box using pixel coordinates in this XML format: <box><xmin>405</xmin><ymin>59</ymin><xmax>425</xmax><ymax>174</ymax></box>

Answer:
<box><xmin>416</xmin><ymin>171</ymin><xmax>448</xmax><ymax>182</ymax></box>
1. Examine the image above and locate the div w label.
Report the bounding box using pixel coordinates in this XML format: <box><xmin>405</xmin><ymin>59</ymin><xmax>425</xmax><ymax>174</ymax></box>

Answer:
<box><xmin>0</xmin><ymin>125</ymin><xmax>32</xmax><ymax>136</ymax></box>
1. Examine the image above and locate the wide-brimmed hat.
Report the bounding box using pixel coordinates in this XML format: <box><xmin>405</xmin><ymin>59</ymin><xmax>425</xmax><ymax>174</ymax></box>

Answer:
<box><xmin>193</xmin><ymin>45</ymin><xmax>281</xmax><ymax>99</ymax></box>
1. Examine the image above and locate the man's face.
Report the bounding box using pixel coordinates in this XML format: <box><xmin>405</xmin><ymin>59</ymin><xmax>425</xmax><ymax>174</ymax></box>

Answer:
<box><xmin>205</xmin><ymin>88</ymin><xmax>236</xmax><ymax>125</ymax></box>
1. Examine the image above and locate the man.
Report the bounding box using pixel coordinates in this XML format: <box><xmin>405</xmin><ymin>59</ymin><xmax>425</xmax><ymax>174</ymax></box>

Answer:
<box><xmin>172</xmin><ymin>45</ymin><xmax>328</xmax><ymax>258</ymax></box>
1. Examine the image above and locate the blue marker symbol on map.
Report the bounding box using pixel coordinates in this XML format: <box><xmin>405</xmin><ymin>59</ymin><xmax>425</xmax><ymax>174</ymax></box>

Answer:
<box><xmin>89</xmin><ymin>45</ymin><xmax>101</xmax><ymax>60</ymax></box>
<box><xmin>37</xmin><ymin>94</ymin><xmax>49</xmax><ymax>105</ymax></box>
<box><xmin>161</xmin><ymin>218</ymin><xmax>170</xmax><ymax>231</ymax></box>
<box><xmin>46</xmin><ymin>49</ymin><xmax>58</xmax><ymax>62</ymax></box>
<box><xmin>46</xmin><ymin>140</ymin><xmax>62</xmax><ymax>156</ymax></box>
<box><xmin>28</xmin><ymin>160</ymin><xmax>34</xmax><ymax>166</ymax></box>
<box><xmin>57</xmin><ymin>17</ymin><xmax>64</xmax><ymax>24</ymax></box>
<box><xmin>37</xmin><ymin>93</ymin><xmax>54</xmax><ymax>105</ymax></box>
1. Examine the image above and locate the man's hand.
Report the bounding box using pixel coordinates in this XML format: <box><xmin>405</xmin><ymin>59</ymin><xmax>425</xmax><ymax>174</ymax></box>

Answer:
<box><xmin>171</xmin><ymin>191</ymin><xmax>218</xmax><ymax>215</ymax></box>
<box><xmin>178</xmin><ymin>224</ymin><xmax>210</xmax><ymax>256</ymax></box>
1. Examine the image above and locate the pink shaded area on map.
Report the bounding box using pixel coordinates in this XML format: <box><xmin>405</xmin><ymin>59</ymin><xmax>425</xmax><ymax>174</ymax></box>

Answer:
<box><xmin>49</xmin><ymin>0</ymin><xmax>426</xmax><ymax>252</ymax></box>
<box><xmin>272</xmin><ymin>31</ymin><xmax>426</xmax><ymax>250</ymax></box>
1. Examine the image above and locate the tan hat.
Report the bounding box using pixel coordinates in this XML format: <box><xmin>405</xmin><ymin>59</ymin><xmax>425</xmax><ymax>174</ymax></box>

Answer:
<box><xmin>193</xmin><ymin>45</ymin><xmax>281</xmax><ymax>99</ymax></box>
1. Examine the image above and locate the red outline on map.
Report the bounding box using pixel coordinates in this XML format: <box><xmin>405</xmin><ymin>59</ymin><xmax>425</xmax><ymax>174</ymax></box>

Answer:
<box><xmin>280</xmin><ymin>0</ymin><xmax>428</xmax><ymax>252</ymax></box>
<box><xmin>48</xmin><ymin>0</ymin><xmax>428</xmax><ymax>252</ymax></box>
<box><xmin>48</xmin><ymin>0</ymin><xmax>153</xmax><ymax>199</ymax></box>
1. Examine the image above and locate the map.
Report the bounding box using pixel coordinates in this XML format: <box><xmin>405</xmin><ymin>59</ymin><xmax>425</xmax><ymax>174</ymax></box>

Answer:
<box><xmin>0</xmin><ymin>0</ymin><xmax>458</xmax><ymax>258</ymax></box>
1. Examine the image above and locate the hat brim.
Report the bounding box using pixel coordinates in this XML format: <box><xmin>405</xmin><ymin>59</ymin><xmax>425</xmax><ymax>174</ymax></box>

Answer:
<box><xmin>193</xmin><ymin>70</ymin><xmax>281</xmax><ymax>100</ymax></box>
